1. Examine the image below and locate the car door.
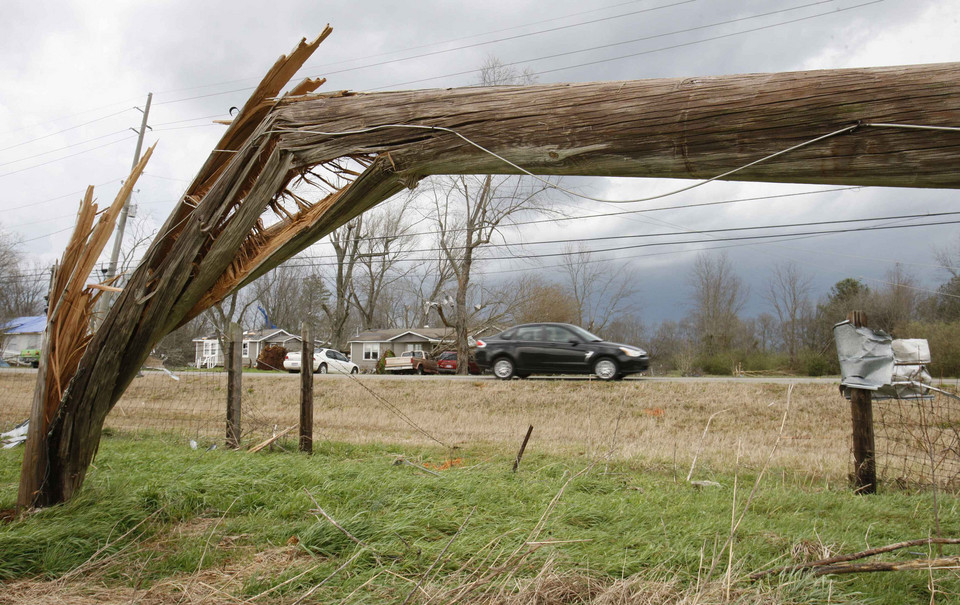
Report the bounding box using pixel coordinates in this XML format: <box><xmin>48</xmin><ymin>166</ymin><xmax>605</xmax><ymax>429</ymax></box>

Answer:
<box><xmin>539</xmin><ymin>325</ymin><xmax>590</xmax><ymax>373</ymax></box>
<box><xmin>324</xmin><ymin>350</ymin><xmax>348</xmax><ymax>374</ymax></box>
<box><xmin>512</xmin><ymin>325</ymin><xmax>545</xmax><ymax>371</ymax></box>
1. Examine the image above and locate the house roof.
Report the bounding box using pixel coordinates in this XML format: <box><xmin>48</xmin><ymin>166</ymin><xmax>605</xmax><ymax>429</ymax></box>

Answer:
<box><xmin>1</xmin><ymin>316</ymin><xmax>46</xmax><ymax>335</ymax></box>
<box><xmin>349</xmin><ymin>327</ymin><xmax>455</xmax><ymax>344</ymax></box>
<box><xmin>192</xmin><ymin>328</ymin><xmax>313</xmax><ymax>344</ymax></box>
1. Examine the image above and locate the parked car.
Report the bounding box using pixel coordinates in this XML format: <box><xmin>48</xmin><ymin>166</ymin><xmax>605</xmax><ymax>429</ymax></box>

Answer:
<box><xmin>474</xmin><ymin>323</ymin><xmax>649</xmax><ymax>381</ymax></box>
<box><xmin>383</xmin><ymin>350</ymin><xmax>439</xmax><ymax>374</ymax></box>
<box><xmin>437</xmin><ymin>350</ymin><xmax>481</xmax><ymax>375</ymax></box>
<box><xmin>284</xmin><ymin>348</ymin><xmax>359</xmax><ymax>374</ymax></box>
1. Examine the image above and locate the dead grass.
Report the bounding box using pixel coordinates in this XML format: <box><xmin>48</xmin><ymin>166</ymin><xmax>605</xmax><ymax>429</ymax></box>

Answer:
<box><xmin>0</xmin><ymin>372</ymin><xmax>850</xmax><ymax>480</ymax></box>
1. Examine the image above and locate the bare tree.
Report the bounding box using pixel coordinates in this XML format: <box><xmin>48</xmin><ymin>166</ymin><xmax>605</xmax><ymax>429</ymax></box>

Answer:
<box><xmin>428</xmin><ymin>174</ymin><xmax>555</xmax><ymax>373</ymax></box>
<box><xmin>321</xmin><ymin>219</ymin><xmax>361</xmax><ymax>350</ymax></box>
<box><xmin>251</xmin><ymin>264</ymin><xmax>306</xmax><ymax>331</ymax></box>
<box><xmin>689</xmin><ymin>252</ymin><xmax>748</xmax><ymax>355</ymax></box>
<box><xmin>350</xmin><ymin>203</ymin><xmax>415</xmax><ymax>330</ymax></box>
<box><xmin>764</xmin><ymin>262</ymin><xmax>813</xmax><ymax>364</ymax></box>
<box><xmin>561</xmin><ymin>244</ymin><xmax>638</xmax><ymax>333</ymax></box>
<box><xmin>0</xmin><ymin>228</ymin><xmax>46</xmax><ymax>323</ymax></box>
<box><xmin>509</xmin><ymin>274</ymin><xmax>578</xmax><ymax>325</ymax></box>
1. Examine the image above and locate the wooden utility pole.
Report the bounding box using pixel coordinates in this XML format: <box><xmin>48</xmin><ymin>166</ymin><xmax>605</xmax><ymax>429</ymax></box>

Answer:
<box><xmin>21</xmin><ymin>29</ymin><xmax>960</xmax><ymax>508</ymax></box>
<box><xmin>225</xmin><ymin>322</ymin><xmax>242</xmax><ymax>449</ymax></box>
<box><xmin>299</xmin><ymin>322</ymin><xmax>314</xmax><ymax>454</ymax></box>
<box><xmin>847</xmin><ymin>310</ymin><xmax>876</xmax><ymax>494</ymax></box>
<box><xmin>95</xmin><ymin>93</ymin><xmax>153</xmax><ymax>326</ymax></box>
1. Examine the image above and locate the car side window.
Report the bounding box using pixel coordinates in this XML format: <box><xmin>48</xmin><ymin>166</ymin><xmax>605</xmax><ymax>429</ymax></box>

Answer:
<box><xmin>542</xmin><ymin>325</ymin><xmax>575</xmax><ymax>342</ymax></box>
<box><xmin>515</xmin><ymin>326</ymin><xmax>542</xmax><ymax>341</ymax></box>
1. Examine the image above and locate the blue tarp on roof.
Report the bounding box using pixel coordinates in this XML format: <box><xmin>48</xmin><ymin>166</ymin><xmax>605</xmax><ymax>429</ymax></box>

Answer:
<box><xmin>1</xmin><ymin>316</ymin><xmax>47</xmax><ymax>334</ymax></box>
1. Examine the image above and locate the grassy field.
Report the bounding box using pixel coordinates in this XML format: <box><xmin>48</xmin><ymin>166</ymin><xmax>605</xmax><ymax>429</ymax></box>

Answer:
<box><xmin>1</xmin><ymin>372</ymin><xmax>853</xmax><ymax>479</ymax></box>
<box><xmin>1</xmin><ymin>434</ymin><xmax>958</xmax><ymax>604</ymax></box>
<box><xmin>1</xmin><ymin>372</ymin><xmax>958</xmax><ymax>603</ymax></box>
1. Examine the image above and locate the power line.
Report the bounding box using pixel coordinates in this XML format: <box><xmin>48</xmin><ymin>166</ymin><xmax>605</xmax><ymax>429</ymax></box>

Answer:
<box><xmin>268</xmin><ymin>219</ymin><xmax>960</xmax><ymax>268</ymax></box>
<box><xmin>0</xmin><ymin>107</ymin><xmax>135</xmax><ymax>148</ymax></box>
<box><xmin>151</xmin><ymin>0</ymin><xmax>659</xmax><ymax>97</ymax></box>
<box><xmin>316</xmin><ymin>0</ymin><xmax>700</xmax><ymax>79</ymax></box>
<box><xmin>0</xmin><ymin>129</ymin><xmax>130</xmax><ymax>169</ymax></box>
<box><xmin>0</xmin><ymin>135</ymin><xmax>136</xmax><ymax>179</ymax></box>
<box><xmin>276</xmin><ymin>211</ymin><xmax>960</xmax><ymax>261</ymax></box>
<box><xmin>373</xmin><ymin>0</ymin><xmax>881</xmax><ymax>90</ymax></box>
<box><xmin>4</xmin><ymin>176</ymin><xmax>128</xmax><ymax>212</ymax></box>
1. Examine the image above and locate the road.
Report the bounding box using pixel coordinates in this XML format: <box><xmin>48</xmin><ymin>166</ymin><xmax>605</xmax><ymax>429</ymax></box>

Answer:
<box><xmin>1</xmin><ymin>367</ymin><xmax>840</xmax><ymax>384</ymax></box>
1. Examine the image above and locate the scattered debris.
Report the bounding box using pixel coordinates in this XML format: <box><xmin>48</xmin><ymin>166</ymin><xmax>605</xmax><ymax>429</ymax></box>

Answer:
<box><xmin>689</xmin><ymin>480</ymin><xmax>723</xmax><ymax>489</ymax></box>
<box><xmin>1</xmin><ymin>419</ymin><xmax>28</xmax><ymax>449</ymax></box>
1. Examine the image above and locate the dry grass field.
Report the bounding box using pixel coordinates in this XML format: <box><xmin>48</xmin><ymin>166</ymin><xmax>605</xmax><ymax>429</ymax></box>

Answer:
<box><xmin>0</xmin><ymin>370</ymin><xmax>852</xmax><ymax>480</ymax></box>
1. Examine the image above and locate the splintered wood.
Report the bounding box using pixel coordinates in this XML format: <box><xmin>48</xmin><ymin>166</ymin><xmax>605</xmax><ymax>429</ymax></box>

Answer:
<box><xmin>18</xmin><ymin>146</ymin><xmax>154</xmax><ymax>507</ymax></box>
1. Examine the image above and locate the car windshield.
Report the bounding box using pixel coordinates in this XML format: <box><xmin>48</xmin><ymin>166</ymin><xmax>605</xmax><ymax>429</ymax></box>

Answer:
<box><xmin>439</xmin><ymin>352</ymin><xmax>456</xmax><ymax>360</ymax></box>
<box><xmin>566</xmin><ymin>325</ymin><xmax>603</xmax><ymax>342</ymax></box>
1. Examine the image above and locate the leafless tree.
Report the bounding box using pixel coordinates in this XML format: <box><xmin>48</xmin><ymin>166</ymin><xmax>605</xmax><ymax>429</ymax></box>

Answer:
<box><xmin>764</xmin><ymin>262</ymin><xmax>814</xmax><ymax>364</ymax></box>
<box><xmin>0</xmin><ymin>228</ymin><xmax>46</xmax><ymax>323</ymax></box>
<box><xmin>561</xmin><ymin>244</ymin><xmax>638</xmax><ymax>333</ymax></box>
<box><xmin>322</xmin><ymin>219</ymin><xmax>361</xmax><ymax>350</ymax></box>
<box><xmin>427</xmin><ymin>174</ymin><xmax>556</xmax><ymax>373</ymax></box>
<box><xmin>350</xmin><ymin>202</ymin><xmax>416</xmax><ymax>330</ymax></box>
<box><xmin>873</xmin><ymin>263</ymin><xmax>919</xmax><ymax>332</ymax></box>
<box><xmin>476</xmin><ymin>55</ymin><xmax>537</xmax><ymax>87</ymax></box>
<box><xmin>689</xmin><ymin>252</ymin><xmax>748</xmax><ymax>355</ymax></box>
<box><xmin>251</xmin><ymin>264</ymin><xmax>307</xmax><ymax>332</ymax></box>
<box><xmin>205</xmin><ymin>289</ymin><xmax>256</xmax><ymax>365</ymax></box>
<box><xmin>418</xmin><ymin>57</ymin><xmax>558</xmax><ymax>372</ymax></box>
<box><xmin>509</xmin><ymin>274</ymin><xmax>578</xmax><ymax>325</ymax></box>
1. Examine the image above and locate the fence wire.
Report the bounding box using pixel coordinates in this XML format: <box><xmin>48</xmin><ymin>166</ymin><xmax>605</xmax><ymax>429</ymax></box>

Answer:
<box><xmin>875</xmin><ymin>389</ymin><xmax>960</xmax><ymax>491</ymax></box>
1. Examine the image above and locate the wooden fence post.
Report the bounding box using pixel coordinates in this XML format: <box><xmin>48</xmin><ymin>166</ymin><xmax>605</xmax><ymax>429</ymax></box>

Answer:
<box><xmin>300</xmin><ymin>322</ymin><xmax>314</xmax><ymax>454</ymax></box>
<box><xmin>847</xmin><ymin>310</ymin><xmax>876</xmax><ymax>494</ymax></box>
<box><xmin>225</xmin><ymin>322</ymin><xmax>242</xmax><ymax>449</ymax></box>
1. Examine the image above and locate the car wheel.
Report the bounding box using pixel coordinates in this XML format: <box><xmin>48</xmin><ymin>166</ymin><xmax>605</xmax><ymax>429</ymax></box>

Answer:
<box><xmin>351</xmin><ymin>367</ymin><xmax>359</xmax><ymax>375</ymax></box>
<box><xmin>593</xmin><ymin>358</ymin><xmax>619</xmax><ymax>381</ymax></box>
<box><xmin>417</xmin><ymin>366</ymin><xmax>425</xmax><ymax>375</ymax></box>
<box><xmin>493</xmin><ymin>357</ymin><xmax>515</xmax><ymax>380</ymax></box>
<box><xmin>318</xmin><ymin>364</ymin><xmax>327</xmax><ymax>374</ymax></box>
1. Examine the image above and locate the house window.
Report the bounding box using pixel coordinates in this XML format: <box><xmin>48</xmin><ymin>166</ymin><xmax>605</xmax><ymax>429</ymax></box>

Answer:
<box><xmin>363</xmin><ymin>343</ymin><xmax>379</xmax><ymax>360</ymax></box>
<box><xmin>203</xmin><ymin>340</ymin><xmax>219</xmax><ymax>358</ymax></box>
<box><xmin>242</xmin><ymin>342</ymin><xmax>250</xmax><ymax>358</ymax></box>
<box><xmin>407</xmin><ymin>343</ymin><xmax>423</xmax><ymax>352</ymax></box>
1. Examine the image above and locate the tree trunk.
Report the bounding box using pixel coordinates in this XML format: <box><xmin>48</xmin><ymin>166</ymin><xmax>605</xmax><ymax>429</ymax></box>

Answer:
<box><xmin>19</xmin><ymin>30</ymin><xmax>960</xmax><ymax>508</ymax></box>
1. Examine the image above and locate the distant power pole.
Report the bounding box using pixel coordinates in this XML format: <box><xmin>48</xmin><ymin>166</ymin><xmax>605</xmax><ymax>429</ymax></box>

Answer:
<box><xmin>96</xmin><ymin>92</ymin><xmax>153</xmax><ymax>323</ymax></box>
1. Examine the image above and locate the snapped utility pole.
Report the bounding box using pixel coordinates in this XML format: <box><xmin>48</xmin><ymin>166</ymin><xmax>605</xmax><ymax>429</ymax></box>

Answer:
<box><xmin>96</xmin><ymin>92</ymin><xmax>152</xmax><ymax>323</ymax></box>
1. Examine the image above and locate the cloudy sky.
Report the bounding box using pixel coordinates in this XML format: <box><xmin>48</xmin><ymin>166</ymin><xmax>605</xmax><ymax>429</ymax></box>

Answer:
<box><xmin>2</xmin><ymin>0</ymin><xmax>958</xmax><ymax>324</ymax></box>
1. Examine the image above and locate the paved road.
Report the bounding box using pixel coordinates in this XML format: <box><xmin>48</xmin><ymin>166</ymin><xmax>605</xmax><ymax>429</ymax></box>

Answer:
<box><xmin>1</xmin><ymin>367</ymin><xmax>840</xmax><ymax>384</ymax></box>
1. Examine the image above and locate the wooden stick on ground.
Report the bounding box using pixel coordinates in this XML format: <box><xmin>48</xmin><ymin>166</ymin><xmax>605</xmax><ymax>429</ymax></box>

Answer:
<box><xmin>513</xmin><ymin>425</ymin><xmax>533</xmax><ymax>473</ymax></box>
<box><xmin>303</xmin><ymin>488</ymin><xmax>371</xmax><ymax>550</ymax></box>
<box><xmin>750</xmin><ymin>537</ymin><xmax>960</xmax><ymax>579</ymax></box>
<box><xmin>248</xmin><ymin>425</ymin><xmax>296</xmax><ymax>453</ymax></box>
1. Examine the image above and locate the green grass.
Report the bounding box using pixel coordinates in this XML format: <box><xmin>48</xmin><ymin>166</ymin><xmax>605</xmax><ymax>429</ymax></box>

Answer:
<box><xmin>1</xmin><ymin>434</ymin><xmax>958</xmax><ymax>603</ymax></box>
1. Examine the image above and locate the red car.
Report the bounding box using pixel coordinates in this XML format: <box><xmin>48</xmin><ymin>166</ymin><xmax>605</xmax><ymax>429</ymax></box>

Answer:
<box><xmin>437</xmin><ymin>350</ymin><xmax>481</xmax><ymax>375</ymax></box>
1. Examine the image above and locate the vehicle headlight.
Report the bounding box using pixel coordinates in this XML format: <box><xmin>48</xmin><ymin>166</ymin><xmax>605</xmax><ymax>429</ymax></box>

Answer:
<box><xmin>619</xmin><ymin>347</ymin><xmax>646</xmax><ymax>357</ymax></box>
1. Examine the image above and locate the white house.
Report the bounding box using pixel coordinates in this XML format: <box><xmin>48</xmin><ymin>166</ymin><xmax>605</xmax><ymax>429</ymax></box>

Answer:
<box><xmin>192</xmin><ymin>328</ymin><xmax>305</xmax><ymax>368</ymax></box>
<box><xmin>1</xmin><ymin>316</ymin><xmax>46</xmax><ymax>363</ymax></box>
<box><xmin>348</xmin><ymin>327</ymin><xmax>463</xmax><ymax>372</ymax></box>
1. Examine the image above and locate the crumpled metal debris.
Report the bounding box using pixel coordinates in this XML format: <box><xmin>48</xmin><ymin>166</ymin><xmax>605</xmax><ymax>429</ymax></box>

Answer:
<box><xmin>834</xmin><ymin>321</ymin><xmax>932</xmax><ymax>400</ymax></box>
<box><xmin>1</xmin><ymin>419</ymin><xmax>28</xmax><ymax>449</ymax></box>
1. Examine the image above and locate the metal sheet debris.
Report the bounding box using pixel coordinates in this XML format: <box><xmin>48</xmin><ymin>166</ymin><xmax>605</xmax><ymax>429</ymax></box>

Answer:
<box><xmin>834</xmin><ymin>320</ymin><xmax>932</xmax><ymax>400</ymax></box>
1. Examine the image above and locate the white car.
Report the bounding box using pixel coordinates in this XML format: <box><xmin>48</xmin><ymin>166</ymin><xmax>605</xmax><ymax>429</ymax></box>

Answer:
<box><xmin>283</xmin><ymin>348</ymin><xmax>359</xmax><ymax>374</ymax></box>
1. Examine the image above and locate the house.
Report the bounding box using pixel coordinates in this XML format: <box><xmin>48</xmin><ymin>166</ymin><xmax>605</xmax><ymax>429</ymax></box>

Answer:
<box><xmin>192</xmin><ymin>328</ymin><xmax>306</xmax><ymax>368</ymax></box>
<box><xmin>348</xmin><ymin>327</ymin><xmax>465</xmax><ymax>371</ymax></box>
<box><xmin>1</xmin><ymin>316</ymin><xmax>46</xmax><ymax>363</ymax></box>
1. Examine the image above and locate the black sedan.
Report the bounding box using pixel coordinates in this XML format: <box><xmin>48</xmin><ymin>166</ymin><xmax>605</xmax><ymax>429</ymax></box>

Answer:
<box><xmin>474</xmin><ymin>323</ymin><xmax>649</xmax><ymax>380</ymax></box>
